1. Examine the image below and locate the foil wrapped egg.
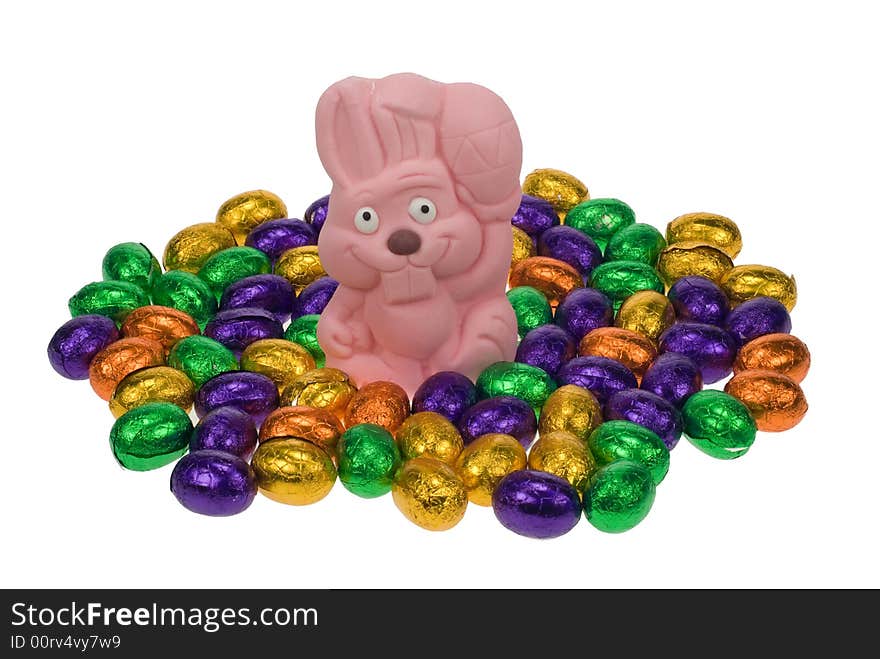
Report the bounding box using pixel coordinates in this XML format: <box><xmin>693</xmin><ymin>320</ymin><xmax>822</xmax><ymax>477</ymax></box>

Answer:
<box><xmin>190</xmin><ymin>406</ymin><xmax>257</xmax><ymax>459</ymax></box>
<box><xmin>508</xmin><ymin>256</ymin><xmax>584</xmax><ymax>307</ymax></box>
<box><xmin>274</xmin><ymin>245</ymin><xmax>327</xmax><ymax>293</ymax></box>
<box><xmin>244</xmin><ymin>218</ymin><xmax>317</xmax><ymax>264</ymax></box>
<box><xmin>605</xmin><ymin>223</ymin><xmax>667</xmax><ymax>266</ymax></box>
<box><xmin>640</xmin><ymin>352</ymin><xmax>703</xmax><ymax>408</ymax></box>
<box><xmin>198</xmin><ymin>246</ymin><xmax>271</xmax><ymax>300</ymax></box>
<box><xmin>195</xmin><ymin>371</ymin><xmax>279</xmax><ymax>425</ymax></box>
<box><xmin>578</xmin><ymin>327</ymin><xmax>657</xmax><ymax>384</ymax></box>
<box><xmin>506</xmin><ymin>286</ymin><xmax>553</xmax><ymax>338</ymax></box>
<box><xmin>163</xmin><ymin>222</ymin><xmax>236</xmax><ymax>274</ymax></box>
<box><xmin>344</xmin><ymin>381</ymin><xmax>410</xmax><ymax>433</ymax></box>
<box><xmin>588</xmin><ymin>260</ymin><xmax>664</xmax><ymax>312</ymax></box>
<box><xmin>109</xmin><ymin>366</ymin><xmax>195</xmax><ymax>418</ymax></box>
<box><xmin>537</xmin><ymin>226</ymin><xmax>603</xmax><ymax>278</ymax></box>
<box><xmin>658</xmin><ymin>322</ymin><xmax>739</xmax><ymax>384</ymax></box>
<box><xmin>682</xmin><ymin>390</ymin><xmax>757</xmax><ymax>459</ymax></box>
<box><xmin>219</xmin><ymin>274</ymin><xmax>296</xmax><ymax>323</ymax></box>
<box><xmin>216</xmin><ymin>189</ymin><xmax>288</xmax><ymax>244</ymax></box>
<box><xmin>457</xmin><ymin>396</ymin><xmax>537</xmax><ymax>448</ymax></box>
<box><xmin>583</xmin><ymin>461</ymin><xmax>656</xmax><ymax>533</ymax></box>
<box><xmin>527</xmin><ymin>430</ymin><xmax>597</xmax><ymax>492</ymax></box>
<box><xmin>89</xmin><ymin>336</ymin><xmax>166</xmax><ymax>400</ymax></box>
<box><xmin>396</xmin><ymin>411</ymin><xmax>464</xmax><ymax>464</ymax></box>
<box><xmin>588</xmin><ymin>420</ymin><xmax>670</xmax><ymax>485</ymax></box>
<box><xmin>724</xmin><ymin>296</ymin><xmax>792</xmax><ymax>344</ymax></box>
<box><xmin>719</xmin><ymin>264</ymin><xmax>798</xmax><ymax>311</ymax></box>
<box><xmin>615</xmin><ymin>290</ymin><xmax>675</xmax><ymax>342</ymax></box>
<box><xmin>392</xmin><ymin>457</ymin><xmax>469</xmax><ymax>531</ymax></box>
<box><xmin>538</xmin><ymin>384</ymin><xmax>603</xmax><ymax>443</ymax></box>
<box><xmin>204</xmin><ymin>307</ymin><xmax>284</xmax><ymax>356</ymax></box>
<box><xmin>604</xmin><ymin>388</ymin><xmax>683</xmax><ymax>449</ymax></box>
<box><xmin>492</xmin><ymin>470</ymin><xmax>581</xmax><ymax>539</ymax></box>
<box><xmin>259</xmin><ymin>405</ymin><xmax>344</xmax><ymax>456</ymax></box>
<box><xmin>336</xmin><ymin>423</ymin><xmax>401</xmax><ymax>498</ymax></box>
<box><xmin>120</xmin><ymin>305</ymin><xmax>200</xmax><ymax>355</ymax></box>
<box><xmin>166</xmin><ymin>335</ymin><xmax>238</xmax><ymax>388</ymax></box>
<box><xmin>411</xmin><ymin>371</ymin><xmax>477</xmax><ymax>424</ymax></box>
<box><xmin>278</xmin><ymin>367</ymin><xmax>356</xmax><ymax>418</ymax></box>
<box><xmin>554</xmin><ymin>287</ymin><xmax>614</xmax><ymax>342</ymax></box>
<box><xmin>475</xmin><ymin>361</ymin><xmax>557</xmax><ymax>414</ymax></box>
<box><xmin>252</xmin><ymin>437</ymin><xmax>337</xmax><ymax>505</ymax></box>
<box><xmin>521</xmin><ymin>169</ymin><xmax>589</xmax><ymax>220</ymax></box>
<box><xmin>556</xmin><ymin>356</ymin><xmax>638</xmax><ymax>405</ymax></box>
<box><xmin>515</xmin><ymin>324</ymin><xmax>577</xmax><ymax>377</ymax></box>
<box><xmin>666</xmin><ymin>212</ymin><xmax>742</xmax><ymax>259</ymax></box>
<box><xmin>170</xmin><ymin>450</ymin><xmax>257</xmax><ymax>516</ymax></box>
<box><xmin>565</xmin><ymin>198</ymin><xmax>636</xmax><ymax>253</ymax></box>
<box><xmin>724</xmin><ymin>370</ymin><xmax>808</xmax><ymax>432</ymax></box>
<box><xmin>292</xmin><ymin>277</ymin><xmax>338</xmax><ymax>319</ymax></box>
<box><xmin>68</xmin><ymin>281</ymin><xmax>150</xmax><ymax>324</ymax></box>
<box><xmin>284</xmin><ymin>315</ymin><xmax>324</xmax><ymax>368</ymax></box>
<box><xmin>102</xmin><ymin>242</ymin><xmax>161</xmax><ymax>292</ymax></box>
<box><xmin>150</xmin><ymin>270</ymin><xmax>218</xmax><ymax>328</ymax></box>
<box><xmin>667</xmin><ymin>276</ymin><xmax>729</xmax><ymax>326</ymax></box>
<box><xmin>304</xmin><ymin>194</ymin><xmax>330</xmax><ymax>234</ymax></box>
<box><xmin>454</xmin><ymin>433</ymin><xmax>527</xmax><ymax>506</ymax></box>
<box><xmin>239</xmin><ymin>338</ymin><xmax>316</xmax><ymax>390</ymax></box>
<box><xmin>656</xmin><ymin>241</ymin><xmax>734</xmax><ymax>286</ymax></box>
<box><xmin>511</xmin><ymin>194</ymin><xmax>561</xmax><ymax>237</ymax></box>
<box><xmin>110</xmin><ymin>402</ymin><xmax>193</xmax><ymax>470</ymax></box>
<box><xmin>511</xmin><ymin>225</ymin><xmax>536</xmax><ymax>268</ymax></box>
<box><xmin>733</xmin><ymin>333</ymin><xmax>811</xmax><ymax>383</ymax></box>
<box><xmin>48</xmin><ymin>315</ymin><xmax>120</xmax><ymax>380</ymax></box>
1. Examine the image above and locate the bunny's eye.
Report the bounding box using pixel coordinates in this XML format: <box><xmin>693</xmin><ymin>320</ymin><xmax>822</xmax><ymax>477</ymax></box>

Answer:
<box><xmin>354</xmin><ymin>207</ymin><xmax>379</xmax><ymax>234</ymax></box>
<box><xmin>408</xmin><ymin>197</ymin><xmax>437</xmax><ymax>224</ymax></box>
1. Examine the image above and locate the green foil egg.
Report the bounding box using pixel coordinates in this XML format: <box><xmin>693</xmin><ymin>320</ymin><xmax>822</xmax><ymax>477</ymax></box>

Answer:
<box><xmin>197</xmin><ymin>246</ymin><xmax>271</xmax><ymax>300</ymax></box>
<box><xmin>167</xmin><ymin>335</ymin><xmax>239</xmax><ymax>388</ymax></box>
<box><xmin>337</xmin><ymin>423</ymin><xmax>402</xmax><ymax>498</ymax></box>
<box><xmin>109</xmin><ymin>401</ymin><xmax>193</xmax><ymax>471</ymax></box>
<box><xmin>588</xmin><ymin>420</ymin><xmax>670</xmax><ymax>485</ymax></box>
<box><xmin>102</xmin><ymin>242</ymin><xmax>162</xmax><ymax>292</ymax></box>
<box><xmin>284</xmin><ymin>315</ymin><xmax>325</xmax><ymax>368</ymax></box>
<box><xmin>476</xmin><ymin>361</ymin><xmax>557</xmax><ymax>415</ymax></box>
<box><xmin>151</xmin><ymin>270</ymin><xmax>218</xmax><ymax>328</ymax></box>
<box><xmin>682</xmin><ymin>390</ymin><xmax>757</xmax><ymax>459</ymax></box>
<box><xmin>583</xmin><ymin>460</ymin><xmax>656</xmax><ymax>533</ymax></box>
<box><xmin>604</xmin><ymin>223</ymin><xmax>667</xmax><ymax>266</ymax></box>
<box><xmin>588</xmin><ymin>260</ymin><xmax>665</xmax><ymax>311</ymax></box>
<box><xmin>564</xmin><ymin>198</ymin><xmax>636</xmax><ymax>253</ymax></box>
<box><xmin>68</xmin><ymin>280</ymin><xmax>150</xmax><ymax>324</ymax></box>
<box><xmin>506</xmin><ymin>286</ymin><xmax>553</xmax><ymax>338</ymax></box>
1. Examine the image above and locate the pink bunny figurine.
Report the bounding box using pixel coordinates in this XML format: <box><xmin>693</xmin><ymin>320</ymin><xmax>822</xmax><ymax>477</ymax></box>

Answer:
<box><xmin>315</xmin><ymin>73</ymin><xmax>523</xmax><ymax>395</ymax></box>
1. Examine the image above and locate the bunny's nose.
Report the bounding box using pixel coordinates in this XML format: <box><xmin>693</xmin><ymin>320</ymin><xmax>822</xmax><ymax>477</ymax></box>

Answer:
<box><xmin>387</xmin><ymin>229</ymin><xmax>421</xmax><ymax>255</ymax></box>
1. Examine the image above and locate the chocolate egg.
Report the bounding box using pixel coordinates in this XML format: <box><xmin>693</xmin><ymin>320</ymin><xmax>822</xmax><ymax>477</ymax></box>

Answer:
<box><xmin>110</xmin><ymin>402</ymin><xmax>193</xmax><ymax>470</ymax></box>
<box><xmin>48</xmin><ymin>315</ymin><xmax>120</xmax><ymax>380</ymax></box>
<box><xmin>190</xmin><ymin>406</ymin><xmax>258</xmax><ymax>459</ymax></box>
<box><xmin>68</xmin><ymin>281</ymin><xmax>150</xmax><ymax>324</ymax></box>
<box><xmin>198</xmin><ymin>246</ymin><xmax>271</xmax><ymax>300</ymax></box>
<box><xmin>578</xmin><ymin>327</ymin><xmax>657</xmax><ymax>383</ymax></box>
<box><xmin>589</xmin><ymin>260</ymin><xmax>664</xmax><ymax>311</ymax></box>
<box><xmin>537</xmin><ymin>226</ymin><xmax>603</xmax><ymax>278</ymax></box>
<box><xmin>304</xmin><ymin>194</ymin><xmax>330</xmax><ymax>234</ymax></box>
<box><xmin>274</xmin><ymin>245</ymin><xmax>326</xmax><ymax>293</ymax></box>
<box><xmin>640</xmin><ymin>352</ymin><xmax>702</xmax><ymax>408</ymax></box>
<box><xmin>556</xmin><ymin>356</ymin><xmax>638</xmax><ymax>405</ymax></box>
<box><xmin>733</xmin><ymin>333</ymin><xmax>811</xmax><ymax>383</ymax></box>
<box><xmin>240</xmin><ymin>338</ymin><xmax>315</xmax><ymax>389</ymax></box>
<box><xmin>724</xmin><ymin>296</ymin><xmax>792</xmax><ymax>344</ymax></box>
<box><xmin>682</xmin><ymin>390</ymin><xmax>757</xmax><ymax>459</ymax></box>
<box><xmin>666</xmin><ymin>212</ymin><xmax>742</xmax><ymax>259</ymax></box>
<box><xmin>508</xmin><ymin>256</ymin><xmax>584</xmax><ymax>307</ymax></box>
<box><xmin>515</xmin><ymin>324</ymin><xmax>576</xmax><ymax>377</ymax></box>
<box><xmin>454</xmin><ymin>433</ymin><xmax>527</xmax><ymax>506</ymax></box>
<box><xmin>102</xmin><ymin>242</ymin><xmax>161</xmax><ymax>291</ymax></box>
<box><xmin>724</xmin><ymin>370</ymin><xmax>808</xmax><ymax>432</ymax></box>
<box><xmin>659</xmin><ymin>322</ymin><xmax>739</xmax><ymax>384</ymax></box>
<box><xmin>554</xmin><ymin>287</ymin><xmax>614</xmax><ymax>341</ymax></box>
<box><xmin>511</xmin><ymin>194</ymin><xmax>561</xmax><ymax>237</ymax></box>
<box><xmin>412</xmin><ymin>371</ymin><xmax>477</xmax><ymax>424</ymax></box>
<box><xmin>396</xmin><ymin>411</ymin><xmax>464</xmax><ymax>464</ymax></box>
<box><xmin>204</xmin><ymin>307</ymin><xmax>284</xmax><ymax>356</ymax></box>
<box><xmin>492</xmin><ymin>470</ymin><xmax>581</xmax><ymax>539</ymax></box>
<box><xmin>244</xmin><ymin>218</ymin><xmax>317</xmax><ymax>263</ymax></box>
<box><xmin>615</xmin><ymin>290</ymin><xmax>675</xmax><ymax>342</ymax></box>
<box><xmin>166</xmin><ymin>335</ymin><xmax>238</xmax><ymax>388</ymax></box>
<box><xmin>605</xmin><ymin>223</ymin><xmax>666</xmax><ymax>265</ymax></box>
<box><xmin>667</xmin><ymin>276</ymin><xmax>729</xmax><ymax>326</ymax></box>
<box><xmin>252</xmin><ymin>437</ymin><xmax>336</xmax><ymax>505</ymax></box>
<box><xmin>604</xmin><ymin>388</ymin><xmax>683</xmax><ymax>449</ymax></box>
<box><xmin>507</xmin><ymin>286</ymin><xmax>553</xmax><ymax>338</ymax></box>
<box><xmin>278</xmin><ymin>367</ymin><xmax>356</xmax><ymax>418</ymax></box>
<box><xmin>259</xmin><ymin>405</ymin><xmax>344</xmax><ymax>455</ymax></box>
<box><xmin>195</xmin><ymin>371</ymin><xmax>278</xmax><ymax>424</ymax></box>
<box><xmin>457</xmin><ymin>396</ymin><xmax>538</xmax><ymax>448</ymax></box>
<box><xmin>109</xmin><ymin>366</ymin><xmax>195</xmax><ymax>418</ymax></box>
<box><xmin>344</xmin><ymin>381</ymin><xmax>410</xmax><ymax>432</ymax></box>
<box><xmin>538</xmin><ymin>384</ymin><xmax>603</xmax><ymax>443</ymax></box>
<box><xmin>565</xmin><ymin>198</ymin><xmax>636</xmax><ymax>253</ymax></box>
<box><xmin>284</xmin><ymin>314</ymin><xmax>324</xmax><ymax>368</ymax></box>
<box><xmin>151</xmin><ymin>270</ymin><xmax>218</xmax><ymax>328</ymax></box>
<box><xmin>89</xmin><ymin>337</ymin><xmax>166</xmax><ymax>399</ymax></box>
<box><xmin>521</xmin><ymin>169</ymin><xmax>589</xmax><ymax>220</ymax></box>
<box><xmin>216</xmin><ymin>189</ymin><xmax>287</xmax><ymax>244</ymax></box>
<box><xmin>583</xmin><ymin>461</ymin><xmax>655</xmax><ymax>533</ymax></box>
<box><xmin>170</xmin><ymin>450</ymin><xmax>257</xmax><ymax>516</ymax></box>
<box><xmin>219</xmin><ymin>274</ymin><xmax>296</xmax><ymax>323</ymax></box>
<box><xmin>476</xmin><ymin>361</ymin><xmax>557</xmax><ymax>414</ymax></box>
<box><xmin>588</xmin><ymin>421</ymin><xmax>669</xmax><ymax>485</ymax></box>
<box><xmin>163</xmin><ymin>223</ymin><xmax>236</xmax><ymax>274</ymax></box>
<box><xmin>511</xmin><ymin>225</ymin><xmax>536</xmax><ymax>268</ymax></box>
<box><xmin>292</xmin><ymin>277</ymin><xmax>338</xmax><ymax>319</ymax></box>
<box><xmin>392</xmin><ymin>457</ymin><xmax>468</xmax><ymax>531</ymax></box>
<box><xmin>120</xmin><ymin>305</ymin><xmax>200</xmax><ymax>355</ymax></box>
<box><xmin>657</xmin><ymin>241</ymin><xmax>734</xmax><ymax>286</ymax></box>
<box><xmin>720</xmin><ymin>264</ymin><xmax>798</xmax><ymax>311</ymax></box>
<box><xmin>337</xmin><ymin>423</ymin><xmax>401</xmax><ymax>498</ymax></box>
<box><xmin>527</xmin><ymin>430</ymin><xmax>596</xmax><ymax>491</ymax></box>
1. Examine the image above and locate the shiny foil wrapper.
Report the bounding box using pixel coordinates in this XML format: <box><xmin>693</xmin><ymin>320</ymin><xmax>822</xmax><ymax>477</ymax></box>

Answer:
<box><xmin>605</xmin><ymin>223</ymin><xmax>667</xmax><ymax>266</ymax></box>
<box><xmin>337</xmin><ymin>423</ymin><xmax>401</xmax><ymax>498</ymax></box>
<box><xmin>511</xmin><ymin>194</ymin><xmax>560</xmax><ymax>237</ymax></box>
<box><xmin>163</xmin><ymin>222</ymin><xmax>236</xmax><ymax>274</ymax></box>
<box><xmin>667</xmin><ymin>276</ymin><xmax>729</xmax><ymax>326</ymax></box>
<box><xmin>259</xmin><ymin>405</ymin><xmax>344</xmax><ymax>457</ymax></box>
<box><xmin>640</xmin><ymin>352</ymin><xmax>703</xmax><ymax>408</ymax></box>
<box><xmin>171</xmin><ymin>450</ymin><xmax>256</xmax><ymax>517</ymax></box>
<box><xmin>194</xmin><ymin>371</ymin><xmax>279</xmax><ymax>425</ymax></box>
<box><xmin>457</xmin><ymin>396</ymin><xmax>537</xmax><ymax>448</ymax></box>
<box><xmin>411</xmin><ymin>371</ymin><xmax>477</xmax><ymax>424</ymax></box>
<box><xmin>579</xmin><ymin>327</ymin><xmax>657</xmax><ymax>384</ymax></box>
<box><xmin>666</xmin><ymin>212</ymin><xmax>742</xmax><ymax>259</ymax></box>
<box><xmin>492</xmin><ymin>470</ymin><xmax>581</xmax><ymax>539</ymax></box>
<box><xmin>108</xmin><ymin>366</ymin><xmax>195</xmax><ymax>418</ymax></box>
<box><xmin>681</xmin><ymin>390</ymin><xmax>757</xmax><ymax>459</ymax></box>
<box><xmin>68</xmin><ymin>280</ymin><xmax>150</xmax><ymax>324</ymax></box>
<box><xmin>508</xmin><ymin>256</ymin><xmax>584</xmax><ymax>307</ymax></box>
<box><xmin>725</xmin><ymin>297</ymin><xmax>791</xmax><ymax>344</ymax></box>
<box><xmin>724</xmin><ymin>370</ymin><xmax>807</xmax><ymax>432</ymax></box>
<box><xmin>166</xmin><ymin>335</ymin><xmax>238</xmax><ymax>389</ymax></box>
<box><xmin>252</xmin><ymin>437</ymin><xmax>337</xmax><ymax>506</ymax></box>
<box><xmin>274</xmin><ymin>245</ymin><xmax>327</xmax><ymax>293</ymax></box>
<box><xmin>521</xmin><ymin>169</ymin><xmax>589</xmax><ymax>220</ymax></box>
<box><xmin>284</xmin><ymin>314</ymin><xmax>325</xmax><ymax>368</ymax></box>
<box><xmin>216</xmin><ymin>189</ymin><xmax>288</xmax><ymax>245</ymax></box>
<box><xmin>720</xmin><ymin>264</ymin><xmax>798</xmax><ymax>311</ymax></box>
<box><xmin>102</xmin><ymin>242</ymin><xmax>161</xmax><ymax>292</ymax></box>
<box><xmin>204</xmin><ymin>307</ymin><xmax>284</xmax><ymax>356</ymax></box>
<box><xmin>588</xmin><ymin>260</ymin><xmax>664</xmax><ymax>312</ymax></box>
<box><xmin>396</xmin><ymin>411</ymin><xmax>464</xmax><ymax>465</ymax></box>
<box><xmin>191</xmin><ymin>407</ymin><xmax>258</xmax><ymax>460</ymax></box>
<box><xmin>120</xmin><ymin>305</ymin><xmax>200</xmax><ymax>355</ymax></box>
<box><xmin>48</xmin><ymin>315</ymin><xmax>120</xmax><ymax>380</ymax></box>
<box><xmin>109</xmin><ymin>401</ymin><xmax>193</xmax><ymax>471</ymax></box>
<box><xmin>537</xmin><ymin>226</ymin><xmax>603</xmax><ymax>278</ymax></box>
<box><xmin>656</xmin><ymin>241</ymin><xmax>734</xmax><ymax>287</ymax></box>
<box><xmin>240</xmin><ymin>338</ymin><xmax>316</xmax><ymax>390</ymax></box>
<box><xmin>604</xmin><ymin>388</ymin><xmax>683</xmax><ymax>450</ymax></box>
<box><xmin>392</xmin><ymin>457</ymin><xmax>468</xmax><ymax>531</ymax></box>
<box><xmin>538</xmin><ymin>384</ymin><xmax>603</xmax><ymax>443</ymax></box>
<box><xmin>220</xmin><ymin>274</ymin><xmax>296</xmax><ymax>323</ymax></box>
<box><xmin>527</xmin><ymin>430</ymin><xmax>597</xmax><ymax>492</ymax></box>
<box><xmin>151</xmin><ymin>270</ymin><xmax>218</xmax><ymax>328</ymax></box>
<box><xmin>454</xmin><ymin>433</ymin><xmax>527</xmax><ymax>506</ymax></box>
<box><xmin>554</xmin><ymin>288</ymin><xmax>614</xmax><ymax>342</ymax></box>
<box><xmin>511</xmin><ymin>225</ymin><xmax>536</xmax><ymax>268</ymax></box>
<box><xmin>475</xmin><ymin>361</ymin><xmax>558</xmax><ymax>415</ymax></box>
<box><xmin>278</xmin><ymin>367</ymin><xmax>357</xmax><ymax>418</ymax></box>
<box><xmin>615</xmin><ymin>290</ymin><xmax>675</xmax><ymax>342</ymax></box>
<box><xmin>588</xmin><ymin>420</ymin><xmax>669</xmax><ymax>485</ymax></box>
<box><xmin>658</xmin><ymin>322</ymin><xmax>739</xmax><ymax>384</ymax></box>
<box><xmin>583</xmin><ymin>461</ymin><xmax>655</xmax><ymax>533</ymax></box>
<box><xmin>344</xmin><ymin>381</ymin><xmax>410</xmax><ymax>433</ymax></box>
<box><xmin>89</xmin><ymin>336</ymin><xmax>165</xmax><ymax>400</ymax></box>
<box><xmin>506</xmin><ymin>286</ymin><xmax>553</xmax><ymax>338</ymax></box>
<box><xmin>565</xmin><ymin>198</ymin><xmax>636</xmax><ymax>253</ymax></box>
<box><xmin>304</xmin><ymin>194</ymin><xmax>330</xmax><ymax>234</ymax></box>
<box><xmin>515</xmin><ymin>325</ymin><xmax>576</xmax><ymax>377</ymax></box>
<box><xmin>292</xmin><ymin>277</ymin><xmax>338</xmax><ymax>319</ymax></box>
<box><xmin>733</xmin><ymin>333</ymin><xmax>811</xmax><ymax>383</ymax></box>
<box><xmin>556</xmin><ymin>356</ymin><xmax>638</xmax><ymax>405</ymax></box>
<box><xmin>197</xmin><ymin>246</ymin><xmax>271</xmax><ymax>299</ymax></box>
<box><xmin>245</xmin><ymin>218</ymin><xmax>317</xmax><ymax>264</ymax></box>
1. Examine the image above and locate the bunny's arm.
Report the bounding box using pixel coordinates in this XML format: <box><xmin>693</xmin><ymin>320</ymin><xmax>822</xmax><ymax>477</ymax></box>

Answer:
<box><xmin>316</xmin><ymin>286</ymin><xmax>372</xmax><ymax>358</ymax></box>
<box><xmin>444</xmin><ymin>221</ymin><xmax>513</xmax><ymax>302</ymax></box>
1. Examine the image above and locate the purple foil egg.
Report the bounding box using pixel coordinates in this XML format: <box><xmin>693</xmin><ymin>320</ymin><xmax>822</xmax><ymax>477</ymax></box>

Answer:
<box><xmin>204</xmin><ymin>307</ymin><xmax>283</xmax><ymax>356</ymax></box>
<box><xmin>304</xmin><ymin>195</ymin><xmax>330</xmax><ymax>234</ymax></box>
<box><xmin>190</xmin><ymin>406</ymin><xmax>258</xmax><ymax>459</ymax></box>
<box><xmin>170</xmin><ymin>450</ymin><xmax>257</xmax><ymax>516</ymax></box>
<box><xmin>554</xmin><ymin>288</ymin><xmax>614</xmax><ymax>342</ymax></box>
<box><xmin>492</xmin><ymin>470</ymin><xmax>581</xmax><ymax>539</ymax></box>
<box><xmin>515</xmin><ymin>324</ymin><xmax>576</xmax><ymax>377</ymax></box>
<box><xmin>47</xmin><ymin>315</ymin><xmax>120</xmax><ymax>380</ymax></box>
<box><xmin>195</xmin><ymin>371</ymin><xmax>279</xmax><ymax>424</ymax></box>
<box><xmin>412</xmin><ymin>371</ymin><xmax>477</xmax><ymax>424</ymax></box>
<box><xmin>245</xmin><ymin>218</ymin><xmax>316</xmax><ymax>264</ymax></box>
<box><xmin>658</xmin><ymin>322</ymin><xmax>739</xmax><ymax>384</ymax></box>
<box><xmin>457</xmin><ymin>396</ymin><xmax>538</xmax><ymax>448</ymax></box>
<box><xmin>724</xmin><ymin>297</ymin><xmax>792</xmax><ymax>344</ymax></box>
<box><xmin>292</xmin><ymin>277</ymin><xmax>338</xmax><ymax>319</ymax></box>
<box><xmin>219</xmin><ymin>274</ymin><xmax>296</xmax><ymax>323</ymax></box>
<box><xmin>605</xmin><ymin>388</ymin><xmax>683</xmax><ymax>450</ymax></box>
<box><xmin>537</xmin><ymin>225</ymin><xmax>603</xmax><ymax>278</ymax></box>
<box><xmin>556</xmin><ymin>356</ymin><xmax>638</xmax><ymax>405</ymax></box>
<box><xmin>667</xmin><ymin>276</ymin><xmax>729</xmax><ymax>326</ymax></box>
<box><xmin>511</xmin><ymin>194</ymin><xmax>560</xmax><ymax>238</ymax></box>
<box><xmin>641</xmin><ymin>352</ymin><xmax>703</xmax><ymax>408</ymax></box>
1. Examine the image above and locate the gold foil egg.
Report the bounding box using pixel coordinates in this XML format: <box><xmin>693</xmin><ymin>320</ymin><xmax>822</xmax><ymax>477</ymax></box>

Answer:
<box><xmin>163</xmin><ymin>222</ymin><xmax>237</xmax><ymax>273</ymax></box>
<box><xmin>666</xmin><ymin>212</ymin><xmax>743</xmax><ymax>258</ymax></box>
<box><xmin>724</xmin><ymin>369</ymin><xmax>808</xmax><ymax>432</ymax></box>
<box><xmin>278</xmin><ymin>367</ymin><xmax>356</xmax><ymax>418</ymax></box>
<box><xmin>615</xmin><ymin>290</ymin><xmax>676</xmax><ymax>342</ymax></box>
<box><xmin>656</xmin><ymin>241</ymin><xmax>734</xmax><ymax>286</ymax></box>
<box><xmin>108</xmin><ymin>366</ymin><xmax>195</xmax><ymax>418</ymax></box>
<box><xmin>579</xmin><ymin>327</ymin><xmax>657</xmax><ymax>383</ymax></box>
<box><xmin>508</xmin><ymin>256</ymin><xmax>584</xmax><ymax>307</ymax></box>
<box><xmin>274</xmin><ymin>246</ymin><xmax>327</xmax><ymax>293</ymax></box>
<box><xmin>538</xmin><ymin>384</ymin><xmax>603</xmax><ymax>443</ymax></box>
<box><xmin>344</xmin><ymin>381</ymin><xmax>411</xmax><ymax>433</ymax></box>
<box><xmin>120</xmin><ymin>305</ymin><xmax>200</xmax><ymax>355</ymax></box>
<box><xmin>720</xmin><ymin>264</ymin><xmax>798</xmax><ymax>311</ymax></box>
<box><xmin>240</xmin><ymin>339</ymin><xmax>316</xmax><ymax>390</ymax></box>
<box><xmin>528</xmin><ymin>430</ymin><xmax>597</xmax><ymax>491</ymax></box>
<box><xmin>252</xmin><ymin>437</ymin><xmax>337</xmax><ymax>505</ymax></box>
<box><xmin>396</xmin><ymin>411</ymin><xmax>464</xmax><ymax>465</ymax></box>
<box><xmin>511</xmin><ymin>225</ymin><xmax>536</xmax><ymax>268</ymax></box>
<box><xmin>89</xmin><ymin>337</ymin><xmax>166</xmax><ymax>400</ymax></box>
<box><xmin>454</xmin><ymin>434</ymin><xmax>527</xmax><ymax>506</ymax></box>
<box><xmin>733</xmin><ymin>333</ymin><xmax>811</xmax><ymax>383</ymax></box>
<box><xmin>392</xmin><ymin>457</ymin><xmax>468</xmax><ymax>531</ymax></box>
<box><xmin>259</xmin><ymin>405</ymin><xmax>345</xmax><ymax>456</ymax></box>
<box><xmin>522</xmin><ymin>168</ymin><xmax>590</xmax><ymax>220</ymax></box>
<box><xmin>216</xmin><ymin>189</ymin><xmax>287</xmax><ymax>244</ymax></box>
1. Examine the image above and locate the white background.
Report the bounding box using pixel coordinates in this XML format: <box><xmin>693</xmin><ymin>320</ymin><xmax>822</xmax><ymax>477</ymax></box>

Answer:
<box><xmin>1</xmin><ymin>1</ymin><xmax>878</xmax><ymax>589</ymax></box>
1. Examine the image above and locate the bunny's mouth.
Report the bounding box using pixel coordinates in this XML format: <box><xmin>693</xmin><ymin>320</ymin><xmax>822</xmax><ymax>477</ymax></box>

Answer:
<box><xmin>349</xmin><ymin>237</ymin><xmax>452</xmax><ymax>305</ymax></box>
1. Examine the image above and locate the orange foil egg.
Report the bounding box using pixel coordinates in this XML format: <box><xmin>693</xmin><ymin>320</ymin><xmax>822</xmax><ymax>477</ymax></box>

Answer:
<box><xmin>578</xmin><ymin>327</ymin><xmax>657</xmax><ymax>383</ymax></box>
<box><xmin>733</xmin><ymin>333</ymin><xmax>811</xmax><ymax>383</ymax></box>
<box><xmin>88</xmin><ymin>337</ymin><xmax>166</xmax><ymax>400</ymax></box>
<box><xmin>344</xmin><ymin>381</ymin><xmax>411</xmax><ymax>433</ymax></box>
<box><xmin>259</xmin><ymin>405</ymin><xmax>345</xmax><ymax>455</ymax></box>
<box><xmin>724</xmin><ymin>369</ymin><xmax>808</xmax><ymax>432</ymax></box>
<box><xmin>508</xmin><ymin>256</ymin><xmax>584</xmax><ymax>307</ymax></box>
<box><xmin>120</xmin><ymin>305</ymin><xmax>200</xmax><ymax>355</ymax></box>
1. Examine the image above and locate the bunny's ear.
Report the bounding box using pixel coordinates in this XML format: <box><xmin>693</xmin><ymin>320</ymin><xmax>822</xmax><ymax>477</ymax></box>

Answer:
<box><xmin>315</xmin><ymin>77</ymin><xmax>386</xmax><ymax>187</ymax></box>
